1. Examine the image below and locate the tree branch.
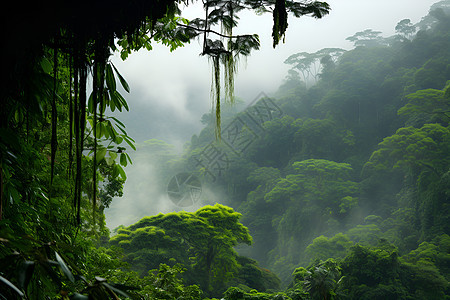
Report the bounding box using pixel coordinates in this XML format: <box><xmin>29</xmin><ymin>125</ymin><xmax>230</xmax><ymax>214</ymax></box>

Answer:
<box><xmin>176</xmin><ymin>22</ymin><xmax>255</xmax><ymax>40</ymax></box>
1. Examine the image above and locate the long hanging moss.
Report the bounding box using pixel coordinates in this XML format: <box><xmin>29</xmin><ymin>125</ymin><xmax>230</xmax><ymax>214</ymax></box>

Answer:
<box><xmin>208</xmin><ymin>0</ymin><xmax>238</xmax><ymax>139</ymax></box>
<box><xmin>211</xmin><ymin>55</ymin><xmax>222</xmax><ymax>138</ymax></box>
<box><xmin>272</xmin><ymin>0</ymin><xmax>288</xmax><ymax>48</ymax></box>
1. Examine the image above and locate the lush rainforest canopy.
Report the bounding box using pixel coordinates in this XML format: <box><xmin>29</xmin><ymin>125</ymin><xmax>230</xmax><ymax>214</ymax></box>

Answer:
<box><xmin>1</xmin><ymin>0</ymin><xmax>450</xmax><ymax>299</ymax></box>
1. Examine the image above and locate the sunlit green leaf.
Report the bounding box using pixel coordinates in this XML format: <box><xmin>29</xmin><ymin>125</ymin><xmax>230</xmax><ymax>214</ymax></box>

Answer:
<box><xmin>109</xmin><ymin>151</ymin><xmax>118</xmax><ymax>161</ymax></box>
<box><xmin>120</xmin><ymin>153</ymin><xmax>127</xmax><ymax>167</ymax></box>
<box><xmin>103</xmin><ymin>123</ymin><xmax>111</xmax><ymax>139</ymax></box>
<box><xmin>97</xmin><ymin>148</ymin><xmax>107</xmax><ymax>163</ymax></box>
<box><xmin>114</xmin><ymin>135</ymin><xmax>123</xmax><ymax>144</ymax></box>
<box><xmin>87</xmin><ymin>115</ymin><xmax>94</xmax><ymax>128</ymax></box>
<box><xmin>105</xmin><ymin>156</ymin><xmax>114</xmax><ymax>166</ymax></box>
<box><xmin>112</xmin><ymin>164</ymin><xmax>120</xmax><ymax>178</ymax></box>
<box><xmin>117</xmin><ymin>164</ymin><xmax>127</xmax><ymax>180</ymax></box>
<box><xmin>123</xmin><ymin>136</ymin><xmax>136</xmax><ymax>151</ymax></box>
<box><xmin>95</xmin><ymin>122</ymin><xmax>103</xmax><ymax>139</ymax></box>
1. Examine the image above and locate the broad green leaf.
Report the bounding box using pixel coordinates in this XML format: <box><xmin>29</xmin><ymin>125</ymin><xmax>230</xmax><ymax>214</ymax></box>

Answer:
<box><xmin>105</xmin><ymin>64</ymin><xmax>116</xmax><ymax>91</ymax></box>
<box><xmin>113</xmin><ymin>91</ymin><xmax>129</xmax><ymax>111</ymax></box>
<box><xmin>109</xmin><ymin>90</ymin><xmax>122</xmax><ymax>112</ymax></box>
<box><xmin>87</xmin><ymin>115</ymin><xmax>94</xmax><ymax>128</ymax></box>
<box><xmin>112</xmin><ymin>164</ymin><xmax>120</xmax><ymax>178</ymax></box>
<box><xmin>8</xmin><ymin>187</ymin><xmax>20</xmax><ymax>204</ymax></box>
<box><xmin>126</xmin><ymin>153</ymin><xmax>133</xmax><ymax>165</ymax></box>
<box><xmin>55</xmin><ymin>251</ymin><xmax>75</xmax><ymax>283</ymax></box>
<box><xmin>106</xmin><ymin>121</ymin><xmax>117</xmax><ymax>140</ymax></box>
<box><xmin>97</xmin><ymin>148</ymin><xmax>107</xmax><ymax>163</ymax></box>
<box><xmin>123</xmin><ymin>136</ymin><xmax>136</xmax><ymax>151</ymax></box>
<box><xmin>100</xmin><ymin>91</ymin><xmax>109</xmax><ymax>114</ymax></box>
<box><xmin>111</xmin><ymin>116</ymin><xmax>126</xmax><ymax>129</ymax></box>
<box><xmin>105</xmin><ymin>156</ymin><xmax>114</xmax><ymax>166</ymax></box>
<box><xmin>95</xmin><ymin>122</ymin><xmax>103</xmax><ymax>139</ymax></box>
<box><xmin>115</xmin><ymin>124</ymin><xmax>128</xmax><ymax>136</ymax></box>
<box><xmin>40</xmin><ymin>57</ymin><xmax>52</xmax><ymax>73</ymax></box>
<box><xmin>117</xmin><ymin>164</ymin><xmax>127</xmax><ymax>180</ymax></box>
<box><xmin>109</xmin><ymin>151</ymin><xmax>118</xmax><ymax>161</ymax></box>
<box><xmin>110</xmin><ymin>93</ymin><xmax>117</xmax><ymax>112</ymax></box>
<box><xmin>111</xmin><ymin>63</ymin><xmax>130</xmax><ymax>93</ymax></box>
<box><xmin>103</xmin><ymin>123</ymin><xmax>111</xmax><ymax>139</ymax></box>
<box><xmin>120</xmin><ymin>153</ymin><xmax>127</xmax><ymax>167</ymax></box>
<box><xmin>114</xmin><ymin>135</ymin><xmax>123</xmax><ymax>144</ymax></box>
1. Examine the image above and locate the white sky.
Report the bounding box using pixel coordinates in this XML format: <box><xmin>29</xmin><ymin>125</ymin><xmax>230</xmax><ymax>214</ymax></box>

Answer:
<box><xmin>111</xmin><ymin>0</ymin><xmax>438</xmax><ymax>145</ymax></box>
<box><xmin>106</xmin><ymin>0</ymin><xmax>439</xmax><ymax>229</ymax></box>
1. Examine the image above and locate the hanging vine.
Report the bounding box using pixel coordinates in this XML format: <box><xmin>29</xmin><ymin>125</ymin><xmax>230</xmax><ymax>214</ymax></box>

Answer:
<box><xmin>50</xmin><ymin>47</ymin><xmax>58</xmax><ymax>186</ymax></box>
<box><xmin>0</xmin><ymin>0</ymin><xmax>330</xmax><ymax>228</ymax></box>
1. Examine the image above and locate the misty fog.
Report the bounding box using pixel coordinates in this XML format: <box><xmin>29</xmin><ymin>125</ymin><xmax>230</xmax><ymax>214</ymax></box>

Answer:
<box><xmin>5</xmin><ymin>0</ymin><xmax>450</xmax><ymax>298</ymax></box>
<box><xmin>105</xmin><ymin>0</ymin><xmax>437</xmax><ymax>230</ymax></box>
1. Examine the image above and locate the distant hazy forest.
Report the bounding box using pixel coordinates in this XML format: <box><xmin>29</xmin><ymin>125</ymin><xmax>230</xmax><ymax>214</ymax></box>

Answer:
<box><xmin>1</xmin><ymin>0</ymin><xmax>450</xmax><ymax>299</ymax></box>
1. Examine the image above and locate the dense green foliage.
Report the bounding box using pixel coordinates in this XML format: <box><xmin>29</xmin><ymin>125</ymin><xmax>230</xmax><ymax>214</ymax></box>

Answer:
<box><xmin>0</xmin><ymin>0</ymin><xmax>331</xmax><ymax>298</ymax></box>
<box><xmin>170</xmin><ymin>1</ymin><xmax>450</xmax><ymax>298</ymax></box>
<box><xmin>109</xmin><ymin>204</ymin><xmax>282</xmax><ymax>297</ymax></box>
<box><xmin>2</xmin><ymin>0</ymin><xmax>450</xmax><ymax>299</ymax></box>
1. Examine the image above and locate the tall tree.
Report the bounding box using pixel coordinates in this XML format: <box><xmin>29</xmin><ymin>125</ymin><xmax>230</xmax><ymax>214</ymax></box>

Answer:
<box><xmin>346</xmin><ymin>29</ymin><xmax>386</xmax><ymax>47</ymax></box>
<box><xmin>110</xmin><ymin>204</ymin><xmax>252</xmax><ymax>295</ymax></box>
<box><xmin>395</xmin><ymin>19</ymin><xmax>417</xmax><ymax>40</ymax></box>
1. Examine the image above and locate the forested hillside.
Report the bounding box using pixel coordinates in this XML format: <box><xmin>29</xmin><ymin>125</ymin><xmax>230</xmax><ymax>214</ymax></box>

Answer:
<box><xmin>1</xmin><ymin>0</ymin><xmax>450</xmax><ymax>299</ymax></box>
<box><xmin>154</xmin><ymin>1</ymin><xmax>449</xmax><ymax>297</ymax></box>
